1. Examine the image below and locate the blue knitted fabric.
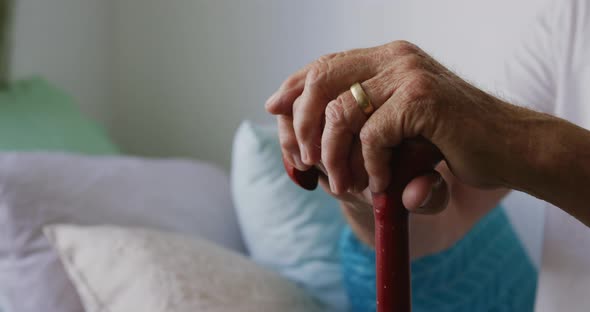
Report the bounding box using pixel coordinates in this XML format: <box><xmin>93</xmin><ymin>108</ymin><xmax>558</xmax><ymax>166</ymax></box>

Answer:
<box><xmin>339</xmin><ymin>205</ymin><xmax>537</xmax><ymax>312</ymax></box>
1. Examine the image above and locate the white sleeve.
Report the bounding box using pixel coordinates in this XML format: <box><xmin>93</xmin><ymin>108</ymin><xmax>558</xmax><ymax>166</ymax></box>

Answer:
<box><xmin>499</xmin><ymin>0</ymin><xmax>563</xmax><ymax>115</ymax></box>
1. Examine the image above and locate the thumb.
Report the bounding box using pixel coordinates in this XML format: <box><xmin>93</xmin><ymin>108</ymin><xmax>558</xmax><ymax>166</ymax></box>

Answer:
<box><xmin>402</xmin><ymin>171</ymin><xmax>449</xmax><ymax>214</ymax></box>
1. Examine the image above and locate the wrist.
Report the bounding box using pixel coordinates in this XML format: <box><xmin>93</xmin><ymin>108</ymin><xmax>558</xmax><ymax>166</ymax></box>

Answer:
<box><xmin>498</xmin><ymin>105</ymin><xmax>553</xmax><ymax>192</ymax></box>
<box><xmin>504</xmin><ymin>107</ymin><xmax>590</xmax><ymax>223</ymax></box>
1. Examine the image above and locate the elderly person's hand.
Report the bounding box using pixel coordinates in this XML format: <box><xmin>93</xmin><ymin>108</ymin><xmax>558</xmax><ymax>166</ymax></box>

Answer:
<box><xmin>266</xmin><ymin>40</ymin><xmax>520</xmax><ymax>254</ymax></box>
<box><xmin>266</xmin><ymin>41</ymin><xmax>590</xmax><ymax>252</ymax></box>
<box><xmin>266</xmin><ymin>41</ymin><xmax>527</xmax><ymax>205</ymax></box>
<box><xmin>266</xmin><ymin>40</ymin><xmax>590</xmax><ymax>251</ymax></box>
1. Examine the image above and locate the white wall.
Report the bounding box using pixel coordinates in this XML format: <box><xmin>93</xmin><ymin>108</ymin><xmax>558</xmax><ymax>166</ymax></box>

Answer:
<box><xmin>396</xmin><ymin>0</ymin><xmax>552</xmax><ymax>92</ymax></box>
<box><xmin>11</xmin><ymin>0</ymin><xmax>113</xmax><ymax>125</ymax></box>
<box><xmin>110</xmin><ymin>0</ymin><xmax>406</xmax><ymax>168</ymax></box>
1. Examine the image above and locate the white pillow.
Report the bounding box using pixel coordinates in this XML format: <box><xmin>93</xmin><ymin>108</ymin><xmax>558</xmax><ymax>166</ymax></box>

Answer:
<box><xmin>231</xmin><ymin>121</ymin><xmax>347</xmax><ymax>311</ymax></box>
<box><xmin>44</xmin><ymin>224</ymin><xmax>323</xmax><ymax>312</ymax></box>
<box><xmin>0</xmin><ymin>152</ymin><xmax>245</xmax><ymax>312</ymax></box>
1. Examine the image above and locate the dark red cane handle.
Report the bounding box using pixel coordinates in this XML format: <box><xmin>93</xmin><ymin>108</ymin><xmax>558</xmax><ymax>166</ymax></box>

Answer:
<box><xmin>282</xmin><ymin>156</ymin><xmax>319</xmax><ymax>191</ymax></box>
<box><xmin>282</xmin><ymin>139</ymin><xmax>442</xmax><ymax>312</ymax></box>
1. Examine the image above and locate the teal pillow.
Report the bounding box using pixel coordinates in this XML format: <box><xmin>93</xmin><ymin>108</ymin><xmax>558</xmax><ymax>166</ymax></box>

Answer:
<box><xmin>0</xmin><ymin>78</ymin><xmax>118</xmax><ymax>154</ymax></box>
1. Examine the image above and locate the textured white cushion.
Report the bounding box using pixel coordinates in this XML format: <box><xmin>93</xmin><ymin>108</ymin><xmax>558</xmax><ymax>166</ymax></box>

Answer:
<box><xmin>44</xmin><ymin>224</ymin><xmax>322</xmax><ymax>312</ymax></box>
<box><xmin>0</xmin><ymin>152</ymin><xmax>245</xmax><ymax>312</ymax></box>
<box><xmin>231</xmin><ymin>121</ymin><xmax>347</xmax><ymax>311</ymax></box>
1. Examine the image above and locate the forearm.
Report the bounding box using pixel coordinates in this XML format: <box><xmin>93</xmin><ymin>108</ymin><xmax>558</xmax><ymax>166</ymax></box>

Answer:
<box><xmin>509</xmin><ymin>109</ymin><xmax>590</xmax><ymax>225</ymax></box>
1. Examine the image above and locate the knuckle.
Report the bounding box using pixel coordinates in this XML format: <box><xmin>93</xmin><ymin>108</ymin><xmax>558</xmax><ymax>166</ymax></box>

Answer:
<box><xmin>317</xmin><ymin>52</ymin><xmax>339</xmax><ymax>64</ymax></box>
<box><xmin>306</xmin><ymin>62</ymin><xmax>329</xmax><ymax>90</ymax></box>
<box><xmin>281</xmin><ymin>75</ymin><xmax>300</xmax><ymax>90</ymax></box>
<box><xmin>325</xmin><ymin>94</ymin><xmax>352</xmax><ymax>127</ymax></box>
<box><xmin>294</xmin><ymin>122</ymin><xmax>313</xmax><ymax>142</ymax></box>
<box><xmin>409</xmin><ymin>71</ymin><xmax>434</xmax><ymax>89</ymax></box>
<box><xmin>400</xmin><ymin>54</ymin><xmax>423</xmax><ymax>71</ymax></box>
<box><xmin>322</xmin><ymin>150</ymin><xmax>339</xmax><ymax>170</ymax></box>
<box><xmin>401</xmin><ymin>71</ymin><xmax>436</xmax><ymax>101</ymax></box>
<box><xmin>324</xmin><ymin>99</ymin><xmax>346</xmax><ymax>127</ymax></box>
<box><xmin>397</xmin><ymin>40</ymin><xmax>420</xmax><ymax>54</ymax></box>
<box><xmin>359</xmin><ymin>126</ymin><xmax>378</xmax><ymax>147</ymax></box>
<box><xmin>306</xmin><ymin>63</ymin><xmax>324</xmax><ymax>83</ymax></box>
<box><xmin>397</xmin><ymin>83</ymin><xmax>439</xmax><ymax>136</ymax></box>
<box><xmin>292</xmin><ymin>101</ymin><xmax>314</xmax><ymax>142</ymax></box>
<box><xmin>293</xmin><ymin>119</ymin><xmax>317</xmax><ymax>144</ymax></box>
<box><xmin>279</xmin><ymin>134</ymin><xmax>298</xmax><ymax>152</ymax></box>
<box><xmin>388</xmin><ymin>40</ymin><xmax>419</xmax><ymax>55</ymax></box>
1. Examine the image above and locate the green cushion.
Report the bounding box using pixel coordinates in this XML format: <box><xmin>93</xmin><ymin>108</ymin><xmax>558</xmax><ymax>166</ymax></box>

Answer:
<box><xmin>0</xmin><ymin>78</ymin><xmax>118</xmax><ymax>154</ymax></box>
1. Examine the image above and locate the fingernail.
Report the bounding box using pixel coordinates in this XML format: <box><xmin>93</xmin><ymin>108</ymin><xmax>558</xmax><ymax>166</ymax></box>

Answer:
<box><xmin>419</xmin><ymin>189</ymin><xmax>433</xmax><ymax>208</ymax></box>
<box><xmin>328</xmin><ymin>178</ymin><xmax>336</xmax><ymax>193</ymax></box>
<box><xmin>265</xmin><ymin>92</ymin><xmax>278</xmax><ymax>106</ymax></box>
<box><xmin>300</xmin><ymin>145</ymin><xmax>310</xmax><ymax>165</ymax></box>
<box><xmin>368</xmin><ymin>178</ymin><xmax>377</xmax><ymax>193</ymax></box>
<box><xmin>419</xmin><ymin>176</ymin><xmax>442</xmax><ymax>208</ymax></box>
<box><xmin>292</xmin><ymin>154</ymin><xmax>305</xmax><ymax>171</ymax></box>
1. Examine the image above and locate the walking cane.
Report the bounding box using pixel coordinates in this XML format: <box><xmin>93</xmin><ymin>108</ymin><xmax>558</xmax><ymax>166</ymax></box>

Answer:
<box><xmin>284</xmin><ymin>139</ymin><xmax>441</xmax><ymax>312</ymax></box>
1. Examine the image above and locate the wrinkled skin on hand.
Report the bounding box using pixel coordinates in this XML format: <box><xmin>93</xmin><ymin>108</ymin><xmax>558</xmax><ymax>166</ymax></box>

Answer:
<box><xmin>267</xmin><ymin>41</ymin><xmax>528</xmax><ymax>255</ymax></box>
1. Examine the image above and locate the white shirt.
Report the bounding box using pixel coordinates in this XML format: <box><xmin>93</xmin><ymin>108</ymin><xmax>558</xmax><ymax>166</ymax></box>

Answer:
<box><xmin>503</xmin><ymin>0</ymin><xmax>590</xmax><ymax>310</ymax></box>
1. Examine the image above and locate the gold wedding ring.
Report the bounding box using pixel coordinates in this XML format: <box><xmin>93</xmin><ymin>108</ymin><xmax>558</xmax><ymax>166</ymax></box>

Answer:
<box><xmin>350</xmin><ymin>82</ymin><xmax>374</xmax><ymax>116</ymax></box>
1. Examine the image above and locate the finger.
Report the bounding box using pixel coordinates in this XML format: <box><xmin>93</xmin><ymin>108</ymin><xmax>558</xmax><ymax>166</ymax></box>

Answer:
<box><xmin>360</xmin><ymin>92</ymin><xmax>419</xmax><ymax>193</ymax></box>
<box><xmin>360</xmin><ymin>112</ymin><xmax>395</xmax><ymax>193</ymax></box>
<box><xmin>318</xmin><ymin>174</ymin><xmax>331</xmax><ymax>195</ymax></box>
<box><xmin>266</xmin><ymin>44</ymin><xmax>413</xmax><ymax>116</ymax></box>
<box><xmin>349</xmin><ymin>138</ymin><xmax>368</xmax><ymax>193</ymax></box>
<box><xmin>277</xmin><ymin>115</ymin><xmax>309</xmax><ymax>171</ymax></box>
<box><xmin>321</xmin><ymin>95</ymin><xmax>357</xmax><ymax>195</ymax></box>
<box><xmin>318</xmin><ymin>175</ymin><xmax>345</xmax><ymax>200</ymax></box>
<box><xmin>267</xmin><ymin>49</ymin><xmax>374</xmax><ymax>116</ymax></box>
<box><xmin>402</xmin><ymin>171</ymin><xmax>449</xmax><ymax>214</ymax></box>
<box><xmin>293</xmin><ymin>53</ymin><xmax>377</xmax><ymax>165</ymax></box>
<box><xmin>265</xmin><ymin>67</ymin><xmax>308</xmax><ymax>115</ymax></box>
<box><xmin>318</xmin><ymin>173</ymin><xmax>362</xmax><ymax>204</ymax></box>
<box><xmin>321</xmin><ymin>77</ymin><xmax>391</xmax><ymax>194</ymax></box>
